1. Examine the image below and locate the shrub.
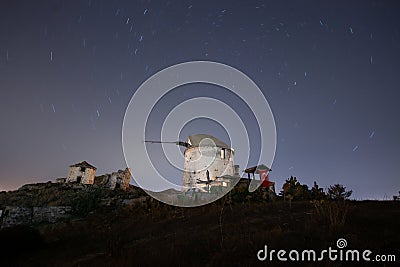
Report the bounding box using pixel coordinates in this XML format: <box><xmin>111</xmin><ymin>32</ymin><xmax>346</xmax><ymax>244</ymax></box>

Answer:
<box><xmin>327</xmin><ymin>184</ymin><xmax>352</xmax><ymax>201</ymax></box>
<box><xmin>310</xmin><ymin>181</ymin><xmax>325</xmax><ymax>200</ymax></box>
<box><xmin>280</xmin><ymin>176</ymin><xmax>310</xmax><ymax>200</ymax></box>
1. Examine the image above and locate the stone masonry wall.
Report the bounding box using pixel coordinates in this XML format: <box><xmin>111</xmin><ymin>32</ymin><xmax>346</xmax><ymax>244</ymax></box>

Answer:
<box><xmin>0</xmin><ymin>206</ymin><xmax>71</xmax><ymax>229</ymax></box>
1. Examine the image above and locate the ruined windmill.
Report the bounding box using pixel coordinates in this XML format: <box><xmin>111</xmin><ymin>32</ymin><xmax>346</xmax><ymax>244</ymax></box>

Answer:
<box><xmin>146</xmin><ymin>134</ymin><xmax>237</xmax><ymax>192</ymax></box>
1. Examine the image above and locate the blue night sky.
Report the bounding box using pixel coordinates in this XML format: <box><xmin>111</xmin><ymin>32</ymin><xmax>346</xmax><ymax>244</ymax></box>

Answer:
<box><xmin>0</xmin><ymin>0</ymin><xmax>399</xmax><ymax>199</ymax></box>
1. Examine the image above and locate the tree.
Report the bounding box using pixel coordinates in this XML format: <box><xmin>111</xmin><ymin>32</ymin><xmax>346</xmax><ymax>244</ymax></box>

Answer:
<box><xmin>280</xmin><ymin>176</ymin><xmax>310</xmax><ymax>200</ymax></box>
<box><xmin>327</xmin><ymin>184</ymin><xmax>352</xmax><ymax>200</ymax></box>
<box><xmin>280</xmin><ymin>176</ymin><xmax>298</xmax><ymax>200</ymax></box>
<box><xmin>310</xmin><ymin>181</ymin><xmax>325</xmax><ymax>200</ymax></box>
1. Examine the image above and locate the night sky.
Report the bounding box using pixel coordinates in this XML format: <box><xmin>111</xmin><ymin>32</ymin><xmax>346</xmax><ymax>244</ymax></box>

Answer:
<box><xmin>1</xmin><ymin>0</ymin><xmax>399</xmax><ymax>199</ymax></box>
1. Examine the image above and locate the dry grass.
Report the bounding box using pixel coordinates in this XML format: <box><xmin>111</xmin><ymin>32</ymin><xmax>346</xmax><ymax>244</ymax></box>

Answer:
<box><xmin>311</xmin><ymin>199</ymin><xmax>349</xmax><ymax>231</ymax></box>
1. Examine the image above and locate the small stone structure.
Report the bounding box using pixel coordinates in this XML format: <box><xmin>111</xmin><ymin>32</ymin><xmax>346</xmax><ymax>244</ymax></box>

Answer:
<box><xmin>66</xmin><ymin>161</ymin><xmax>97</xmax><ymax>184</ymax></box>
<box><xmin>0</xmin><ymin>206</ymin><xmax>71</xmax><ymax>229</ymax></box>
<box><xmin>94</xmin><ymin>168</ymin><xmax>131</xmax><ymax>190</ymax></box>
<box><xmin>64</xmin><ymin>161</ymin><xmax>131</xmax><ymax>190</ymax></box>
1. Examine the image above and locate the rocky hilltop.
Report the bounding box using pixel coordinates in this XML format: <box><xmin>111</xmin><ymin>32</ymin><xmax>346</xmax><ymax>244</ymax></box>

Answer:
<box><xmin>0</xmin><ymin>181</ymin><xmax>146</xmax><ymax>229</ymax></box>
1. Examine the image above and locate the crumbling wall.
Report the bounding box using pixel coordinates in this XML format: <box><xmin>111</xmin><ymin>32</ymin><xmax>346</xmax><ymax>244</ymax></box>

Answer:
<box><xmin>94</xmin><ymin>174</ymin><xmax>110</xmax><ymax>186</ymax></box>
<box><xmin>94</xmin><ymin>168</ymin><xmax>131</xmax><ymax>190</ymax></box>
<box><xmin>56</xmin><ymin>178</ymin><xmax>66</xmax><ymax>183</ymax></box>
<box><xmin>110</xmin><ymin>168</ymin><xmax>131</xmax><ymax>190</ymax></box>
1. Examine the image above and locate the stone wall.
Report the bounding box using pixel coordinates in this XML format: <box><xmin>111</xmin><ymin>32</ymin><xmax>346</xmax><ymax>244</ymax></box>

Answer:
<box><xmin>32</xmin><ymin>206</ymin><xmax>71</xmax><ymax>224</ymax></box>
<box><xmin>94</xmin><ymin>168</ymin><xmax>131</xmax><ymax>190</ymax></box>
<box><xmin>183</xmin><ymin>146</ymin><xmax>235</xmax><ymax>190</ymax></box>
<box><xmin>66</xmin><ymin>166</ymin><xmax>96</xmax><ymax>184</ymax></box>
<box><xmin>0</xmin><ymin>206</ymin><xmax>32</xmax><ymax>229</ymax></box>
<box><xmin>0</xmin><ymin>206</ymin><xmax>71</xmax><ymax>229</ymax></box>
<box><xmin>110</xmin><ymin>168</ymin><xmax>131</xmax><ymax>190</ymax></box>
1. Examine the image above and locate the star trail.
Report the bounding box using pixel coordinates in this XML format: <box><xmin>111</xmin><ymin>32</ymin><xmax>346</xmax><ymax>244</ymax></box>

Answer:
<box><xmin>0</xmin><ymin>0</ymin><xmax>399</xmax><ymax>199</ymax></box>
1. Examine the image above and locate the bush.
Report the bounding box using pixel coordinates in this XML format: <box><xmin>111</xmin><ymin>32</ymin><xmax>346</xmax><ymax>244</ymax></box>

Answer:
<box><xmin>327</xmin><ymin>184</ymin><xmax>352</xmax><ymax>201</ymax></box>
<box><xmin>229</xmin><ymin>186</ymin><xmax>249</xmax><ymax>203</ymax></box>
<box><xmin>310</xmin><ymin>181</ymin><xmax>325</xmax><ymax>200</ymax></box>
<box><xmin>280</xmin><ymin>176</ymin><xmax>310</xmax><ymax>200</ymax></box>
